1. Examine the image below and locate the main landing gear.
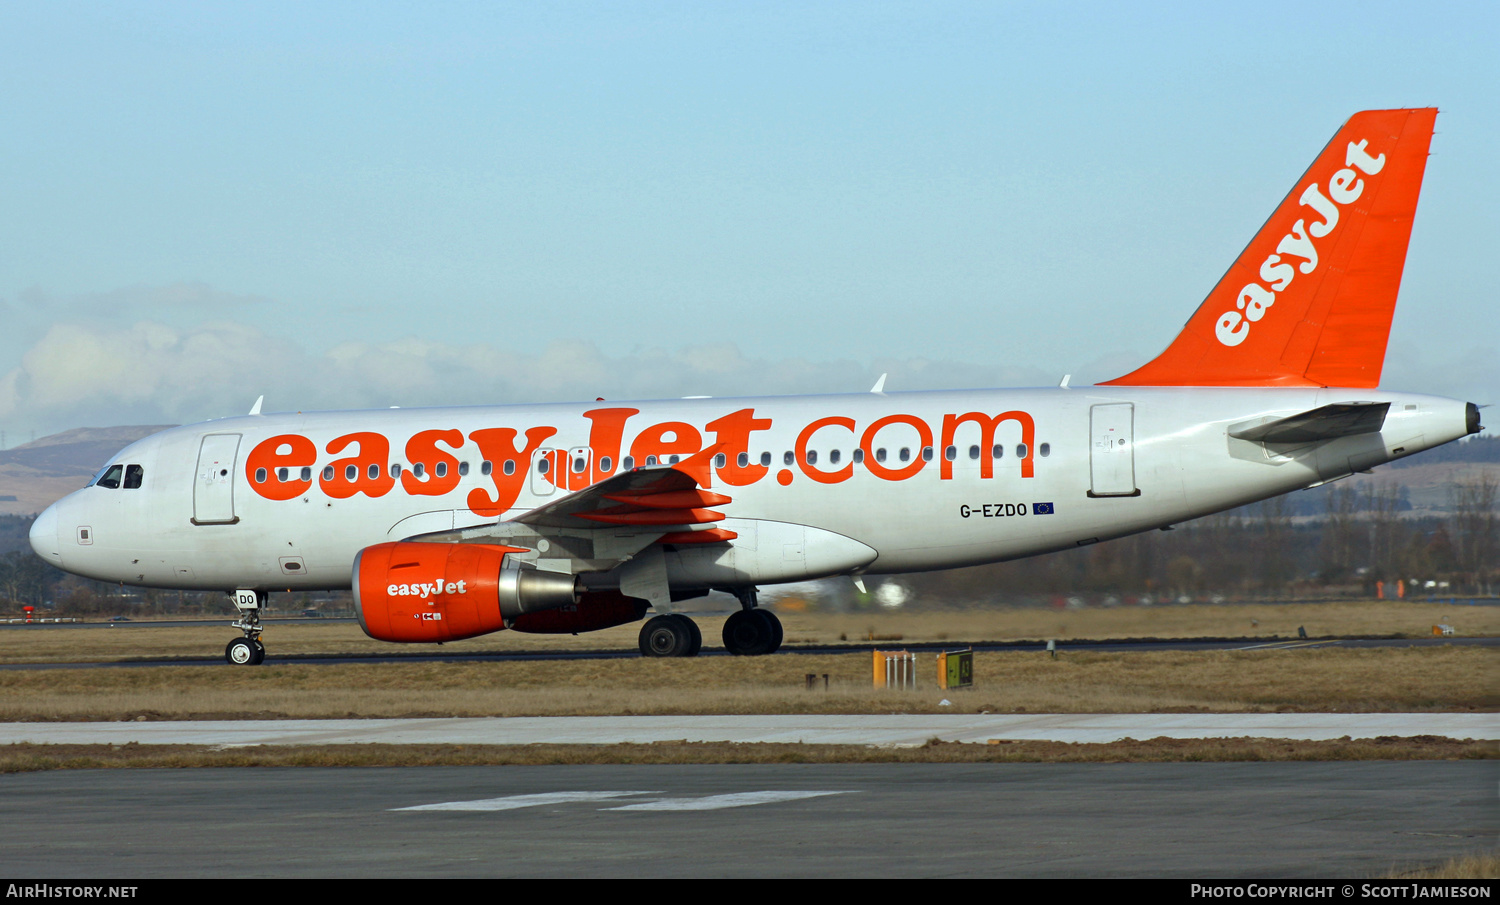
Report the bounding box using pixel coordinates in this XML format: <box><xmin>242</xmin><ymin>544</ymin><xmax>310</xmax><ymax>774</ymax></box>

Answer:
<box><xmin>636</xmin><ymin>587</ymin><xmax>783</xmax><ymax>657</ymax></box>
<box><xmin>638</xmin><ymin>614</ymin><xmax>702</xmax><ymax>658</ymax></box>
<box><xmin>226</xmin><ymin>589</ymin><xmax>266</xmax><ymax>666</ymax></box>
<box><xmin>721</xmin><ymin>586</ymin><xmax>782</xmax><ymax>656</ymax></box>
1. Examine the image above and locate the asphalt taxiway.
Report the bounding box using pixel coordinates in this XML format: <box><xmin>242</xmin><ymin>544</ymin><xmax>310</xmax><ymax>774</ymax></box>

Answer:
<box><xmin>1</xmin><ymin>762</ymin><xmax>1492</xmax><ymax>877</ymax></box>
<box><xmin>0</xmin><ymin>631</ymin><xmax>1491</xmax><ymax>670</ymax></box>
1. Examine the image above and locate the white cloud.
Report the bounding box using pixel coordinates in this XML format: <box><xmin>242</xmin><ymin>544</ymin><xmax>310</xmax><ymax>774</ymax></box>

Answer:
<box><xmin>0</xmin><ymin>318</ymin><xmax>1056</xmax><ymax>434</ymax></box>
<box><xmin>3</xmin><ymin>317</ymin><xmax>1490</xmax><ymax>439</ymax></box>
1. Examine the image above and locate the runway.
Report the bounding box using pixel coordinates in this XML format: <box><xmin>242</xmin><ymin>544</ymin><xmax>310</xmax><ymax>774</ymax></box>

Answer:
<box><xmin>1</xmin><ymin>762</ymin><xmax>1492</xmax><ymax>877</ymax></box>
<box><xmin>0</xmin><ymin>632</ymin><xmax>1492</xmax><ymax>671</ymax></box>
<box><xmin>1</xmin><ymin>712</ymin><xmax>1494</xmax><ymax>746</ymax></box>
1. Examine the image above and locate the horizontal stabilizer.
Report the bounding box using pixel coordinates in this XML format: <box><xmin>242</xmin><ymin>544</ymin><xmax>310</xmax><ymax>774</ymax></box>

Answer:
<box><xmin>1229</xmin><ymin>402</ymin><xmax>1389</xmax><ymax>444</ymax></box>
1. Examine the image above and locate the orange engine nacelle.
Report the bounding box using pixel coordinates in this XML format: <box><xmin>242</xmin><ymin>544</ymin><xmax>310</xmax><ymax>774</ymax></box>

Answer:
<box><xmin>353</xmin><ymin>541</ymin><xmax>578</xmax><ymax>642</ymax></box>
<box><xmin>510</xmin><ymin>590</ymin><xmax>649</xmax><ymax>634</ymax></box>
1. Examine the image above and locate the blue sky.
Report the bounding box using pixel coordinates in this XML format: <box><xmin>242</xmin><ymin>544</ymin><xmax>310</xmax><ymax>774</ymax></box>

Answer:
<box><xmin>1</xmin><ymin>2</ymin><xmax>1495</xmax><ymax>436</ymax></box>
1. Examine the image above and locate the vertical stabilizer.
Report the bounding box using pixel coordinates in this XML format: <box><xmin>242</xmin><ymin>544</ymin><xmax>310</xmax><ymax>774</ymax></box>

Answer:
<box><xmin>1102</xmin><ymin>108</ymin><xmax>1436</xmax><ymax>388</ymax></box>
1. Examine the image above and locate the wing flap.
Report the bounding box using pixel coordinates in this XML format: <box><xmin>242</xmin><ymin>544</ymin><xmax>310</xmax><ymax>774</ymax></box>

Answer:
<box><xmin>515</xmin><ymin>465</ymin><xmax>731</xmax><ymax>531</ymax></box>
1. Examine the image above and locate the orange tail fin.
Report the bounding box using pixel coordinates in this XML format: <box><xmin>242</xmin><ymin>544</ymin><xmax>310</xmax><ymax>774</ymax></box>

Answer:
<box><xmin>1102</xmin><ymin>108</ymin><xmax>1436</xmax><ymax>388</ymax></box>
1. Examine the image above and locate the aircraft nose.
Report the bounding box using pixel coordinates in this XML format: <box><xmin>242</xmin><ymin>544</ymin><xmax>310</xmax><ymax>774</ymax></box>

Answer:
<box><xmin>29</xmin><ymin>503</ymin><xmax>61</xmax><ymax>565</ymax></box>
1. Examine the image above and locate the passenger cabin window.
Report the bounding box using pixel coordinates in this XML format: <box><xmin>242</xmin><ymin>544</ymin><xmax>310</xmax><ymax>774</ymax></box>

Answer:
<box><xmin>714</xmin><ymin>453</ymin><xmax>727</xmax><ymax>469</ymax></box>
<box><xmin>254</xmin><ymin>467</ymin><xmax>267</xmax><ymax>484</ymax></box>
<box><xmin>992</xmin><ymin>445</ymin><xmax>1004</xmax><ymax>459</ymax></box>
<box><xmin>322</xmin><ymin>466</ymin><xmax>335</xmax><ymax>481</ymax></box>
<box><xmin>645</xmin><ymin>455</ymin><xmax>658</xmax><ymax>467</ymax></box>
<box><xmin>390</xmin><ymin>463</ymin><xmax>402</xmax><ymax>479</ymax></box>
<box><xmin>829</xmin><ymin>449</ymin><xmax>841</xmax><ymax>465</ymax></box>
<box><xmin>124</xmin><ymin>464</ymin><xmax>144</xmax><ymax>489</ymax></box>
<box><xmin>1039</xmin><ymin>443</ymin><xmax>1050</xmax><ymax>457</ymax></box>
<box><xmin>481</xmin><ymin>460</ymin><xmax>493</xmax><ymax>476</ymax></box>
<box><xmin>435</xmin><ymin>461</ymin><xmax>448</xmax><ymax>478</ymax></box>
<box><xmin>413</xmin><ymin>463</ymin><xmax>425</xmax><ymax>478</ymax></box>
<box><xmin>621</xmin><ymin>456</ymin><xmax>634</xmax><ymax>471</ymax></box>
<box><xmin>537</xmin><ymin>458</ymin><xmax>550</xmax><ymax>474</ymax></box>
<box><xmin>503</xmin><ymin>460</ymin><xmax>515</xmax><ymax>475</ymax></box>
<box><xmin>95</xmin><ymin>464</ymin><xmax>124</xmax><ymax>489</ymax></box>
<box><xmin>459</xmin><ymin>461</ymin><xmax>470</xmax><ymax>476</ymax></box>
<box><xmin>571</xmin><ymin>457</ymin><xmax>584</xmax><ymax>474</ymax></box>
<box><xmin>276</xmin><ymin>467</ymin><xmax>289</xmax><ymax>482</ymax></box>
<box><xmin>968</xmin><ymin>445</ymin><xmax>980</xmax><ymax>460</ymax></box>
<box><xmin>368</xmin><ymin>464</ymin><xmax>381</xmax><ymax>480</ymax></box>
<box><xmin>899</xmin><ymin>448</ymin><xmax>910</xmax><ymax>462</ymax></box>
<box><xmin>759</xmin><ymin>451</ymin><xmax>772</xmax><ymax>467</ymax></box>
<box><xmin>300</xmin><ymin>466</ymin><xmax>312</xmax><ymax>481</ymax></box>
<box><xmin>806</xmin><ymin>450</ymin><xmax>818</xmax><ymax>465</ymax></box>
<box><xmin>876</xmin><ymin>448</ymin><xmax>887</xmax><ymax>463</ymax></box>
<box><xmin>737</xmin><ymin>452</ymin><xmax>749</xmax><ymax>468</ymax></box>
<box><xmin>1016</xmin><ymin>443</ymin><xmax>1028</xmax><ymax>458</ymax></box>
<box><xmin>783</xmin><ymin>451</ymin><xmax>794</xmax><ymax>466</ymax></box>
<box><xmin>345</xmin><ymin>464</ymin><xmax>358</xmax><ymax>482</ymax></box>
<box><xmin>853</xmin><ymin>448</ymin><xmax>865</xmax><ymax>464</ymax></box>
<box><xmin>944</xmin><ymin>446</ymin><xmax>956</xmax><ymax>461</ymax></box>
<box><xmin>600</xmin><ymin>456</ymin><xmax>613</xmax><ymax>473</ymax></box>
<box><xmin>922</xmin><ymin>446</ymin><xmax>934</xmax><ymax>462</ymax></box>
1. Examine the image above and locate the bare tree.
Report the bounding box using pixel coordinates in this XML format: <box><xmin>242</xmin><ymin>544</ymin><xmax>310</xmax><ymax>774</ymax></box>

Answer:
<box><xmin>1450</xmin><ymin>473</ymin><xmax>1498</xmax><ymax>594</ymax></box>
<box><xmin>1256</xmin><ymin>494</ymin><xmax>1294</xmax><ymax>592</ymax></box>
<box><xmin>1319</xmin><ymin>482</ymin><xmax>1360</xmax><ymax>582</ymax></box>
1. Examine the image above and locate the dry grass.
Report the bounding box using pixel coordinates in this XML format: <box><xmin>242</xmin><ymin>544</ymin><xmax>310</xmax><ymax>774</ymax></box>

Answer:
<box><xmin>780</xmin><ymin>599</ymin><xmax>1500</xmax><ymax>645</ymax></box>
<box><xmin>0</xmin><ymin>646</ymin><xmax>1490</xmax><ymax>721</ymax></box>
<box><xmin>0</xmin><ymin>599</ymin><xmax>1493</xmax><ymax>665</ymax></box>
<box><xmin>1387</xmin><ymin>850</ymin><xmax>1500</xmax><ymax>879</ymax></box>
<box><xmin>0</xmin><ymin>736</ymin><xmax>1493</xmax><ymax>774</ymax></box>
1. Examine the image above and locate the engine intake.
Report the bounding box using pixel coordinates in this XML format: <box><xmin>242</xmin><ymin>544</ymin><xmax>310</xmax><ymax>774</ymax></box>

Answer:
<box><xmin>353</xmin><ymin>541</ymin><xmax>578</xmax><ymax>642</ymax></box>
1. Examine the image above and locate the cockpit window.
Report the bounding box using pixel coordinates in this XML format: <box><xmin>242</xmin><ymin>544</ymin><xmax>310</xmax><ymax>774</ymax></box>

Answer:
<box><xmin>95</xmin><ymin>464</ymin><xmax>124</xmax><ymax>489</ymax></box>
<box><xmin>123</xmin><ymin>464</ymin><xmax>144</xmax><ymax>489</ymax></box>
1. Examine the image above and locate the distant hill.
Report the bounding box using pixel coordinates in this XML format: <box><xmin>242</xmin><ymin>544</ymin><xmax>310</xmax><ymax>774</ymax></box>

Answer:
<box><xmin>0</xmin><ymin>426</ymin><xmax>176</xmax><ymax>515</ymax></box>
<box><xmin>1389</xmin><ymin>433</ymin><xmax>1499</xmax><ymax>467</ymax></box>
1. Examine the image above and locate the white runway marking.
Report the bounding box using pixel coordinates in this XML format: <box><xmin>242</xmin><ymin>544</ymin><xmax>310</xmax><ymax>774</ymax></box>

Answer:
<box><xmin>395</xmin><ymin>791</ymin><xmax>659</xmax><ymax>811</ymax></box>
<box><xmin>604</xmin><ymin>790</ymin><xmax>851</xmax><ymax>811</ymax></box>
<box><xmin>395</xmin><ymin>790</ymin><xmax>852</xmax><ymax>813</ymax></box>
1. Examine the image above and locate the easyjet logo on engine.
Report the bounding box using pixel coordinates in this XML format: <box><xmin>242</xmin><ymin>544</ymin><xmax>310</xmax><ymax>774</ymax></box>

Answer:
<box><xmin>388</xmin><ymin>579</ymin><xmax>467</xmax><ymax>598</ymax></box>
<box><xmin>1214</xmin><ymin>138</ymin><xmax>1387</xmax><ymax>347</ymax></box>
<box><xmin>244</xmin><ymin>405</ymin><xmax>1039</xmax><ymax>514</ymax></box>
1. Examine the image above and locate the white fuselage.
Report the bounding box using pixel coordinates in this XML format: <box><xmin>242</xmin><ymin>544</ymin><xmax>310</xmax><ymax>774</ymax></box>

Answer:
<box><xmin>28</xmin><ymin>386</ymin><xmax>1472</xmax><ymax>595</ymax></box>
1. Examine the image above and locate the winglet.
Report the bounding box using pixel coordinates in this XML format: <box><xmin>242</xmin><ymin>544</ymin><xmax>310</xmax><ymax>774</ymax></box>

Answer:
<box><xmin>248</xmin><ymin>395</ymin><xmax>264</xmax><ymax>416</ymax></box>
<box><xmin>870</xmin><ymin>373</ymin><xmax>887</xmax><ymax>394</ymax></box>
<box><xmin>1102</xmin><ymin>108</ymin><xmax>1437</xmax><ymax>388</ymax></box>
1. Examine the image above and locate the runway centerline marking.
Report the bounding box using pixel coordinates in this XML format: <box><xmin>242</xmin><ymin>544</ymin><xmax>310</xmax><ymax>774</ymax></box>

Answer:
<box><xmin>604</xmin><ymin>791</ymin><xmax>853</xmax><ymax>811</ymax></box>
<box><xmin>394</xmin><ymin>791</ymin><xmax>661</xmax><ymax>811</ymax></box>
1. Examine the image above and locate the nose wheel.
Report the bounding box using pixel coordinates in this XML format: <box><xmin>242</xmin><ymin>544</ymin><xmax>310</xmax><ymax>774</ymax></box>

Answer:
<box><xmin>226</xmin><ymin>589</ymin><xmax>267</xmax><ymax>666</ymax></box>
<box><xmin>225</xmin><ymin>637</ymin><xmax>265</xmax><ymax>666</ymax></box>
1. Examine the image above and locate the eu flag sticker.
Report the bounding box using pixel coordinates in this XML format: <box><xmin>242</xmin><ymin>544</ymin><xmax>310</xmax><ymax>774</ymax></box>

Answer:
<box><xmin>1033</xmin><ymin>502</ymin><xmax>1055</xmax><ymax>515</ymax></box>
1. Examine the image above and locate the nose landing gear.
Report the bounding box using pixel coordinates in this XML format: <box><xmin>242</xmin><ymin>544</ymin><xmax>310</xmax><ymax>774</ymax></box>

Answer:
<box><xmin>227</xmin><ymin>589</ymin><xmax>266</xmax><ymax>666</ymax></box>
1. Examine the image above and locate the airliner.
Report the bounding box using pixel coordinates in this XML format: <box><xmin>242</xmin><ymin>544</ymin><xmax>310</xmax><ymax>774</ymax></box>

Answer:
<box><xmin>28</xmin><ymin>108</ymin><xmax>1481</xmax><ymax>664</ymax></box>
